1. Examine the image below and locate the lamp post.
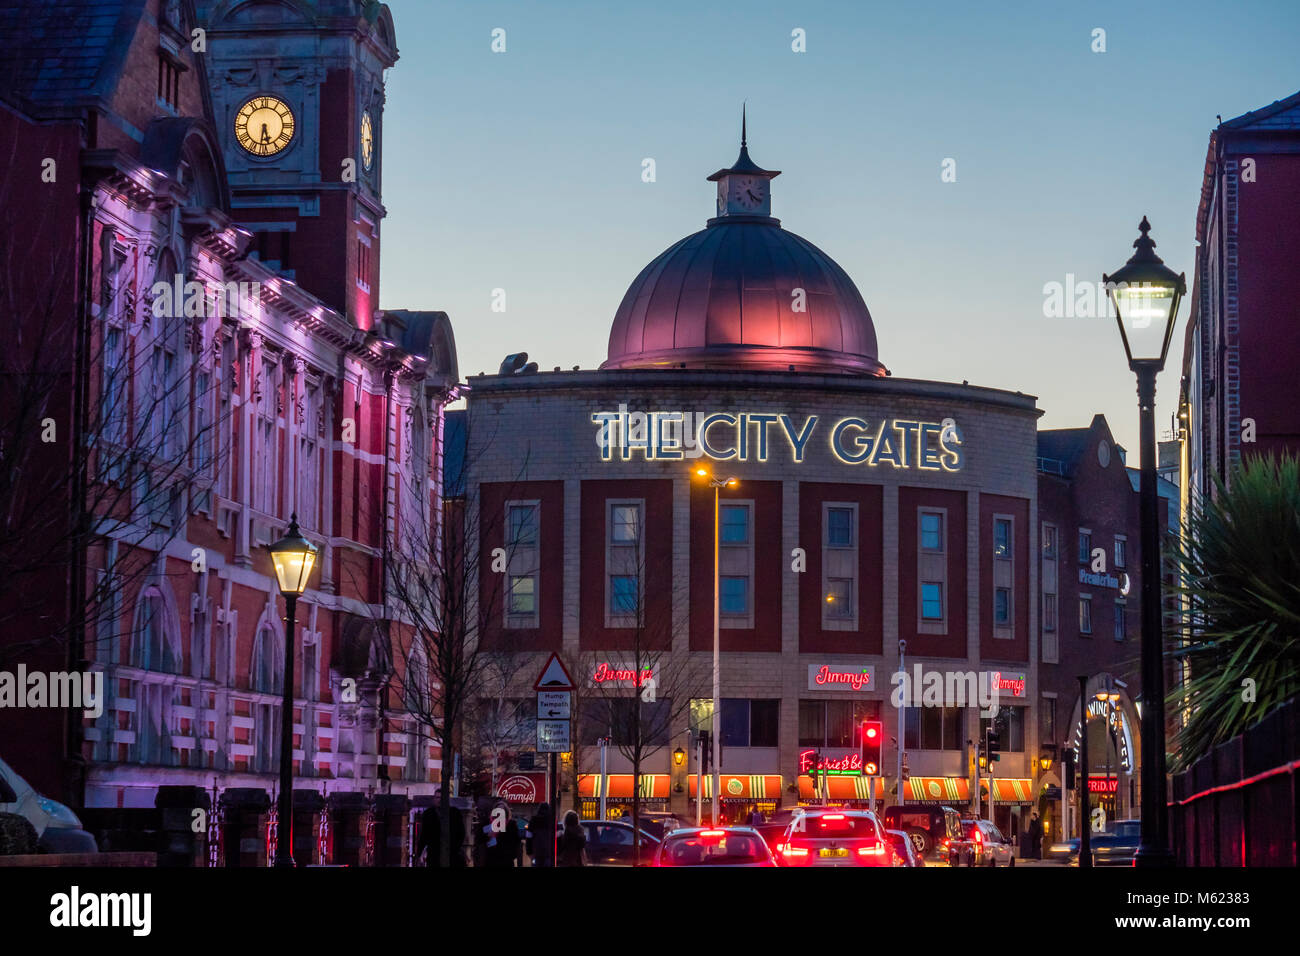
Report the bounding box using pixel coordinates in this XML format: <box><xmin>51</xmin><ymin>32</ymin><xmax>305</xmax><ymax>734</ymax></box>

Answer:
<box><xmin>268</xmin><ymin>513</ymin><xmax>318</xmax><ymax>868</ymax></box>
<box><xmin>1104</xmin><ymin>217</ymin><xmax>1184</xmax><ymax>868</ymax></box>
<box><xmin>1077</xmin><ymin>675</ymin><xmax>1091</xmax><ymax>869</ymax></box>
<box><xmin>693</xmin><ymin>468</ymin><xmax>738</xmax><ymax>826</ymax></box>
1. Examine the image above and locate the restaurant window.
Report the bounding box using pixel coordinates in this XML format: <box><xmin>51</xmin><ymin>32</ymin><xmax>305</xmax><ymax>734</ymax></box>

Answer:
<box><xmin>906</xmin><ymin>705</ymin><xmax>964</xmax><ymax>751</ymax></box>
<box><xmin>504</xmin><ymin>501</ymin><xmax>540</xmax><ymax>627</ymax></box>
<box><xmin>799</xmin><ymin>699</ymin><xmax>879</xmax><ymax>748</ymax></box>
<box><xmin>980</xmin><ymin>706</ymin><xmax>1025</xmax><ymax>753</ymax></box>
<box><xmin>721</xmin><ymin>699</ymin><xmax>779</xmax><ymax>748</ymax></box>
<box><xmin>1079</xmin><ymin>594</ymin><xmax>1093</xmax><ymax>635</ymax></box>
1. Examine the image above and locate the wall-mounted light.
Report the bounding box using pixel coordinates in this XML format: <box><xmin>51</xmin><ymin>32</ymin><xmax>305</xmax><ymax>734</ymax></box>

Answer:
<box><xmin>673</xmin><ymin>747</ymin><xmax>686</xmax><ymax>767</ymax></box>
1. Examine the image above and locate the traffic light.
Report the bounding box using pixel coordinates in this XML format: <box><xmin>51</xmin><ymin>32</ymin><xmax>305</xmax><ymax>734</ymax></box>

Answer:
<box><xmin>986</xmin><ymin>727</ymin><xmax>1001</xmax><ymax>763</ymax></box>
<box><xmin>699</xmin><ymin>731</ymin><xmax>710</xmax><ymax>775</ymax></box>
<box><xmin>860</xmin><ymin>720</ymin><xmax>883</xmax><ymax>775</ymax></box>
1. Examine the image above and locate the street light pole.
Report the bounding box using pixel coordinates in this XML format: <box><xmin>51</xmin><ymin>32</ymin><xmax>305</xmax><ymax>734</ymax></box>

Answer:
<box><xmin>275</xmin><ymin>590</ymin><xmax>298</xmax><ymax>868</ymax></box>
<box><xmin>712</xmin><ymin>479</ymin><xmax>720</xmax><ymax>827</ymax></box>
<box><xmin>896</xmin><ymin>639</ymin><xmax>905</xmax><ymax>807</ymax></box>
<box><xmin>1078</xmin><ymin>675</ymin><xmax>1091</xmax><ymax>869</ymax></box>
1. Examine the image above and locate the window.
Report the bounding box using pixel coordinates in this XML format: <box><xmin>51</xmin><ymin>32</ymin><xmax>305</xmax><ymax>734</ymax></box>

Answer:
<box><xmin>799</xmin><ymin>700</ymin><xmax>881</xmax><ymax>748</ymax></box>
<box><xmin>157</xmin><ymin>54</ymin><xmax>180</xmax><ymax>110</ymax></box>
<box><xmin>610</xmin><ymin>575</ymin><xmax>638</xmax><ymax>614</ymax></box>
<box><xmin>921</xmin><ymin>582</ymin><xmax>944</xmax><ymax>620</ymax></box>
<box><xmin>920</xmin><ymin>512</ymin><xmax>944</xmax><ymax>551</ymax></box>
<box><xmin>102</xmin><ymin>327</ymin><xmax>128</xmax><ymax>448</ymax></box>
<box><xmin>255</xmin><ymin>359</ymin><xmax>278</xmax><ymax>514</ymax></box>
<box><xmin>610</xmin><ymin>505</ymin><xmax>639</xmax><ymax>543</ymax></box>
<box><xmin>504</xmin><ymin>501</ymin><xmax>540</xmax><ymax>626</ymax></box>
<box><xmin>582</xmin><ymin>698</ymin><xmax>671</xmax><ymax>747</ymax></box>
<box><xmin>1042</xmin><ymin>525</ymin><xmax>1058</xmax><ymax>559</ymax></box>
<box><xmin>905</xmin><ymin>705</ymin><xmax>964</xmax><ymax>751</ymax></box>
<box><xmin>721</xmin><ymin>699</ymin><xmax>780</xmax><ymax>748</ymax></box>
<box><xmin>994</xmin><ymin>587</ymin><xmax>1011</xmax><ymax>624</ymax></box>
<box><xmin>251</xmin><ymin>625</ymin><xmax>282</xmax><ymax>693</ymax></box>
<box><xmin>994</xmin><ymin>519</ymin><xmax>1012</xmax><ymax>558</ymax></box>
<box><xmin>981</xmin><ymin>707</ymin><xmax>1025</xmax><ymax>752</ymax></box>
<box><xmin>508</xmin><ymin>505</ymin><xmax>537</xmax><ymax>546</ymax></box>
<box><xmin>507</xmin><ymin>576</ymin><xmax>536</xmax><ymax>614</ymax></box>
<box><xmin>826</xmin><ymin>507</ymin><xmax>853</xmax><ymax>547</ymax></box>
<box><xmin>298</xmin><ymin>383</ymin><xmax>320</xmax><ymax>530</ymax></box>
<box><xmin>1041</xmin><ymin>696</ymin><xmax>1057</xmax><ymax>745</ymax></box>
<box><xmin>1114</xmin><ymin>535</ymin><xmax>1127</xmax><ymax>569</ymax></box>
<box><xmin>1043</xmin><ymin>593</ymin><xmax>1057</xmax><ymax>631</ymax></box>
<box><xmin>1078</xmin><ymin>529</ymin><xmax>1092</xmax><ymax>564</ymax></box>
<box><xmin>1114</xmin><ymin>600</ymin><xmax>1127</xmax><ymax>641</ymax></box>
<box><xmin>132</xmin><ymin>589</ymin><xmax>179</xmax><ymax>673</ymax></box>
<box><xmin>607</xmin><ymin>501</ymin><xmax>644</xmax><ymax>623</ymax></box>
<box><xmin>720</xmin><ymin>576</ymin><xmax>748</xmax><ymax>615</ymax></box>
<box><xmin>356</xmin><ymin>236</ymin><xmax>371</xmax><ymax>292</ymax></box>
<box><xmin>720</xmin><ymin>504</ymin><xmax>749</xmax><ymax>543</ymax></box>
<box><xmin>825</xmin><ymin>578</ymin><xmax>852</xmax><ymax>618</ymax></box>
<box><xmin>1079</xmin><ymin>595</ymin><xmax>1093</xmax><ymax>634</ymax></box>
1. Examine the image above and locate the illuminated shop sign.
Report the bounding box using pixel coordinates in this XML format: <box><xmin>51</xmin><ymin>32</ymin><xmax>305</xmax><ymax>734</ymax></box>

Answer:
<box><xmin>807</xmin><ymin>664</ymin><xmax>875</xmax><ymax>691</ymax></box>
<box><xmin>799</xmin><ymin>750</ymin><xmax>866</xmax><ymax>776</ymax></box>
<box><xmin>590</xmin><ymin>662</ymin><xmax>655</xmax><ymax>686</ymax></box>
<box><xmin>1073</xmin><ymin>699</ymin><xmax>1132</xmax><ymax>773</ymax></box>
<box><xmin>1088</xmin><ymin>777</ymin><xmax>1119</xmax><ymax>794</ymax></box>
<box><xmin>1079</xmin><ymin>568</ymin><xmax>1131</xmax><ymax>594</ymax></box>
<box><xmin>590</xmin><ymin>406</ymin><xmax>964</xmax><ymax>471</ymax></box>
<box><xmin>988</xmin><ymin>671</ymin><xmax>1026</xmax><ymax>698</ymax></box>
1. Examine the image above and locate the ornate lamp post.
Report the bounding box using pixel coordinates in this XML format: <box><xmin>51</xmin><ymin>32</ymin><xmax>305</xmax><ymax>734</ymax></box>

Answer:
<box><xmin>1104</xmin><ymin>217</ymin><xmax>1184</xmax><ymax>868</ymax></box>
<box><xmin>268</xmin><ymin>513</ymin><xmax>318</xmax><ymax>868</ymax></box>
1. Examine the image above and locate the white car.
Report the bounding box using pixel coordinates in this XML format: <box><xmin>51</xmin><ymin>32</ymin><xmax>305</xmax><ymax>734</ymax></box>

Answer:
<box><xmin>961</xmin><ymin>818</ymin><xmax>1015</xmax><ymax>866</ymax></box>
<box><xmin>0</xmin><ymin>755</ymin><xmax>98</xmax><ymax>854</ymax></box>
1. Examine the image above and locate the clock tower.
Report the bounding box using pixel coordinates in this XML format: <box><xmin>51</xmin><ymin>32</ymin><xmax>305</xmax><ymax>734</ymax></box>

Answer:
<box><xmin>197</xmin><ymin>0</ymin><xmax>397</xmax><ymax>327</ymax></box>
<box><xmin>707</xmin><ymin>107</ymin><xmax>781</xmax><ymax>223</ymax></box>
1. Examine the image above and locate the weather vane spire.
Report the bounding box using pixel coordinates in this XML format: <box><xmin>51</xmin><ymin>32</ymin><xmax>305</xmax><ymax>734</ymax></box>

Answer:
<box><xmin>741</xmin><ymin>102</ymin><xmax>747</xmax><ymax>147</ymax></box>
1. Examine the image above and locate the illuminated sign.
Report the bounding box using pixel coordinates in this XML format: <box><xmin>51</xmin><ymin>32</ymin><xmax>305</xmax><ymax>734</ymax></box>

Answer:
<box><xmin>1079</xmin><ymin>568</ymin><xmax>1130</xmax><ymax>593</ymax></box>
<box><xmin>988</xmin><ymin>671</ymin><xmax>1026</xmax><ymax>698</ymax></box>
<box><xmin>1088</xmin><ymin>777</ymin><xmax>1119</xmax><ymax>794</ymax></box>
<box><xmin>1073</xmin><ymin>699</ymin><xmax>1132</xmax><ymax>773</ymax></box>
<box><xmin>807</xmin><ymin>664</ymin><xmax>875</xmax><ymax>691</ymax></box>
<box><xmin>590</xmin><ymin>662</ymin><xmax>655</xmax><ymax>686</ymax></box>
<box><xmin>590</xmin><ymin>406</ymin><xmax>964</xmax><ymax>471</ymax></box>
<box><xmin>497</xmin><ymin>774</ymin><xmax>545</xmax><ymax>803</ymax></box>
<box><xmin>799</xmin><ymin>750</ymin><xmax>869</xmax><ymax>776</ymax></box>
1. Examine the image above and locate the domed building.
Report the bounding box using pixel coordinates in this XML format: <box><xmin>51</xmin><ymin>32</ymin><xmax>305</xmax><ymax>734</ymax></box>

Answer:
<box><xmin>462</xmin><ymin>128</ymin><xmax>1048</xmax><ymax>836</ymax></box>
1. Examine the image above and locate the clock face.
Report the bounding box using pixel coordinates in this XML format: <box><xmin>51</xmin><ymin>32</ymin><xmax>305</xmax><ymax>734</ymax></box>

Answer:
<box><xmin>361</xmin><ymin>111</ymin><xmax>374</xmax><ymax>170</ymax></box>
<box><xmin>235</xmin><ymin>95</ymin><xmax>295</xmax><ymax>157</ymax></box>
<box><xmin>734</xmin><ymin>176</ymin><xmax>765</xmax><ymax>210</ymax></box>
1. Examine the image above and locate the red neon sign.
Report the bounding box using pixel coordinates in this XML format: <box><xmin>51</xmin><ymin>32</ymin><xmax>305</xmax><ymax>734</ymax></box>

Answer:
<box><xmin>1088</xmin><ymin>777</ymin><xmax>1119</xmax><ymax>794</ymax></box>
<box><xmin>591</xmin><ymin>662</ymin><xmax>654</xmax><ymax>685</ymax></box>
<box><xmin>799</xmin><ymin>750</ymin><xmax>865</xmax><ymax>775</ymax></box>
<box><xmin>813</xmin><ymin>665</ymin><xmax>872</xmax><ymax>691</ymax></box>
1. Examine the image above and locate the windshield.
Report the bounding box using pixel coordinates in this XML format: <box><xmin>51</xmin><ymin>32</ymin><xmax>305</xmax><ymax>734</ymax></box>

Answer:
<box><xmin>662</xmin><ymin>833</ymin><xmax>768</xmax><ymax>865</ymax></box>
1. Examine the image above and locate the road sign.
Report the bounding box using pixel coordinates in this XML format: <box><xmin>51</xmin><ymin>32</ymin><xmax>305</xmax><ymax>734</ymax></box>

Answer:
<box><xmin>533</xmin><ymin>653</ymin><xmax>575</xmax><ymax>691</ymax></box>
<box><xmin>537</xmin><ymin>691</ymin><xmax>571</xmax><ymax>720</ymax></box>
<box><xmin>537</xmin><ymin>719</ymin><xmax>571</xmax><ymax>753</ymax></box>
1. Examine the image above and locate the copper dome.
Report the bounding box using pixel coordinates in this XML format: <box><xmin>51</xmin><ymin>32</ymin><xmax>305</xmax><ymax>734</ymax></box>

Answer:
<box><xmin>602</xmin><ymin>130</ymin><xmax>885</xmax><ymax>376</ymax></box>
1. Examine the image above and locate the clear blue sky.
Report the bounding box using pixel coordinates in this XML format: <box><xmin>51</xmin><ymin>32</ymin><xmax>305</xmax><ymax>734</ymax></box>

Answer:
<box><xmin>378</xmin><ymin>0</ymin><xmax>1300</xmax><ymax>452</ymax></box>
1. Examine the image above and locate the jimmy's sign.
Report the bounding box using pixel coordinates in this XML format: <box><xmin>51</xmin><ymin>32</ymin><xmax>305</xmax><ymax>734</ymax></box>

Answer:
<box><xmin>591</xmin><ymin>405</ymin><xmax>963</xmax><ymax>471</ymax></box>
<box><xmin>807</xmin><ymin>663</ymin><xmax>875</xmax><ymax>691</ymax></box>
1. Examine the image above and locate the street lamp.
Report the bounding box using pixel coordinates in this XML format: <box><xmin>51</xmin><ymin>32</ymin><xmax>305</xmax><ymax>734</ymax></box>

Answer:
<box><xmin>1039</xmin><ymin>752</ymin><xmax>1054</xmax><ymax>773</ymax></box>
<box><xmin>692</xmin><ymin>467</ymin><xmax>738</xmax><ymax>826</ymax></box>
<box><xmin>673</xmin><ymin>747</ymin><xmax>686</xmax><ymax>767</ymax></box>
<box><xmin>1104</xmin><ymin>216</ymin><xmax>1184</xmax><ymax>868</ymax></box>
<box><xmin>268</xmin><ymin>513</ymin><xmax>318</xmax><ymax>868</ymax></box>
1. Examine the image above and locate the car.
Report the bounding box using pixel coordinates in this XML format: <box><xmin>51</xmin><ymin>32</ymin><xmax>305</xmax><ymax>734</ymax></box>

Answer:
<box><xmin>880</xmin><ymin>804</ymin><xmax>970</xmax><ymax>866</ymax></box>
<box><xmin>634</xmin><ymin>811</ymin><xmax>687</xmax><ymax>840</ymax></box>
<box><xmin>1053</xmin><ymin>820</ymin><xmax>1140</xmax><ymax>866</ymax></box>
<box><xmin>653</xmin><ymin>826</ymin><xmax>777</xmax><ymax>867</ymax></box>
<box><xmin>559</xmin><ymin>818</ymin><xmax>661</xmax><ymax>866</ymax></box>
<box><xmin>773</xmin><ymin>808</ymin><xmax>892</xmax><ymax>867</ymax></box>
<box><xmin>750</xmin><ymin>805</ymin><xmax>807</xmax><ymax>861</ymax></box>
<box><xmin>960</xmin><ymin>818</ymin><xmax>1015</xmax><ymax>866</ymax></box>
<box><xmin>885</xmin><ymin>828</ymin><xmax>924</xmax><ymax>867</ymax></box>
<box><xmin>0</xmin><ymin>755</ymin><xmax>98</xmax><ymax>855</ymax></box>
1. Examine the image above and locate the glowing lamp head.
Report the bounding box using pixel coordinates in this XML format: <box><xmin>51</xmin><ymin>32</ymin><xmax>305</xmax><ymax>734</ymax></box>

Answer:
<box><xmin>695</xmin><ymin>468</ymin><xmax>708</xmax><ymax>477</ymax></box>
<box><xmin>1103</xmin><ymin>217</ymin><xmax>1185</xmax><ymax>370</ymax></box>
<box><xmin>269</xmin><ymin>513</ymin><xmax>318</xmax><ymax>596</ymax></box>
<box><xmin>673</xmin><ymin>747</ymin><xmax>686</xmax><ymax>767</ymax></box>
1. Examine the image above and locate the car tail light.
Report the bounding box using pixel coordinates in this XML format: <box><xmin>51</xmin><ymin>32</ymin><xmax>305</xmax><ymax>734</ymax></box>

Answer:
<box><xmin>699</xmin><ymin>830</ymin><xmax>725</xmax><ymax>838</ymax></box>
<box><xmin>857</xmin><ymin>844</ymin><xmax>886</xmax><ymax>857</ymax></box>
<box><xmin>974</xmin><ymin>829</ymin><xmax>983</xmax><ymax>844</ymax></box>
<box><xmin>823</xmin><ymin>814</ymin><xmax>846</xmax><ymax>820</ymax></box>
<box><xmin>784</xmin><ymin>846</ymin><xmax>809</xmax><ymax>857</ymax></box>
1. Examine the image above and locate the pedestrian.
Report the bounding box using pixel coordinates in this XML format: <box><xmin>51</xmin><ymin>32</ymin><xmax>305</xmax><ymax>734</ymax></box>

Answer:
<box><xmin>557</xmin><ymin>810</ymin><xmax>587</xmax><ymax>867</ymax></box>
<box><xmin>504</xmin><ymin>809</ymin><xmax>523</xmax><ymax>867</ymax></box>
<box><xmin>416</xmin><ymin>803</ymin><xmax>441</xmax><ymax>866</ymax></box>
<box><xmin>448</xmin><ymin>803</ymin><xmax>467</xmax><ymax>867</ymax></box>
<box><xmin>748</xmin><ymin>807</ymin><xmax>765</xmax><ymax>826</ymax></box>
<box><xmin>484</xmin><ymin>800</ymin><xmax>517</xmax><ymax>868</ymax></box>
<box><xmin>474</xmin><ymin>799</ymin><xmax>495</xmax><ymax>868</ymax></box>
<box><xmin>528</xmin><ymin>803</ymin><xmax>555</xmax><ymax>867</ymax></box>
<box><xmin>1029</xmin><ymin>811</ymin><xmax>1044</xmax><ymax>860</ymax></box>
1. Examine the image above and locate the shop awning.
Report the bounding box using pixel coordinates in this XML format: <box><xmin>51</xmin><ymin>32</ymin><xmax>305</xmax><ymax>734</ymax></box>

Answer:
<box><xmin>688</xmin><ymin>775</ymin><xmax>784</xmax><ymax>799</ymax></box>
<box><xmin>577</xmin><ymin>774</ymin><xmax>670</xmax><ymax>799</ymax></box>
<box><xmin>904</xmin><ymin>777</ymin><xmax>970</xmax><ymax>803</ymax></box>
<box><xmin>797</xmin><ymin>775</ymin><xmax>882</xmax><ymax>802</ymax></box>
<box><xmin>494</xmin><ymin>773</ymin><xmax>548</xmax><ymax>803</ymax></box>
<box><xmin>979</xmin><ymin>778</ymin><xmax>1035</xmax><ymax>804</ymax></box>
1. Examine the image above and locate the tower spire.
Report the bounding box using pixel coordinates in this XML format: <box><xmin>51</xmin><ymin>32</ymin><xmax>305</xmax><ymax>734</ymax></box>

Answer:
<box><xmin>742</xmin><ymin>102</ymin><xmax>747</xmax><ymax>147</ymax></box>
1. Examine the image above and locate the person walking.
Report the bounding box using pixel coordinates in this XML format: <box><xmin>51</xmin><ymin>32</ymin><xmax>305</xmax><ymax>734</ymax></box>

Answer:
<box><xmin>1029</xmin><ymin>811</ymin><xmax>1044</xmax><ymax>860</ymax></box>
<box><xmin>416</xmin><ymin>804</ymin><xmax>441</xmax><ymax>866</ymax></box>
<box><xmin>748</xmin><ymin>808</ymin><xmax>765</xmax><ymax>826</ymax></box>
<box><xmin>448</xmin><ymin>803</ymin><xmax>467</xmax><ymax>867</ymax></box>
<box><xmin>557</xmin><ymin>811</ymin><xmax>587</xmax><ymax>867</ymax></box>
<box><xmin>528</xmin><ymin>803</ymin><xmax>555</xmax><ymax>867</ymax></box>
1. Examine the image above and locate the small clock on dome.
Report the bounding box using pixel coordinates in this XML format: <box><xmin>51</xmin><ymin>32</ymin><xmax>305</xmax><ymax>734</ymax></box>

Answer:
<box><xmin>707</xmin><ymin>106</ymin><xmax>780</xmax><ymax>220</ymax></box>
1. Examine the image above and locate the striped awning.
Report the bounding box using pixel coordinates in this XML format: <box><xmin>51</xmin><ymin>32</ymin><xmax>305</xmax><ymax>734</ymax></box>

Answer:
<box><xmin>577</xmin><ymin>774</ymin><xmax>670</xmax><ymax>799</ymax></box>
<box><xmin>979</xmin><ymin>778</ymin><xmax>1035</xmax><ymax>804</ymax></box>
<box><xmin>798</xmin><ymin>775</ymin><xmax>882</xmax><ymax>801</ymax></box>
<box><xmin>689</xmin><ymin>775</ymin><xmax>783</xmax><ymax>799</ymax></box>
<box><xmin>904</xmin><ymin>777</ymin><xmax>970</xmax><ymax>803</ymax></box>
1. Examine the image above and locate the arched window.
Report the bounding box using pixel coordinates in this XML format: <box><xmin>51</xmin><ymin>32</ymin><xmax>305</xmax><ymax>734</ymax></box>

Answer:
<box><xmin>131</xmin><ymin>586</ymin><xmax>180</xmax><ymax>673</ymax></box>
<box><xmin>251</xmin><ymin>623</ymin><xmax>282</xmax><ymax>693</ymax></box>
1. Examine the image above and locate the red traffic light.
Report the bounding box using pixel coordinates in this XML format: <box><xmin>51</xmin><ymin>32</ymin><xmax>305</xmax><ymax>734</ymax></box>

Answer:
<box><xmin>865</xmin><ymin>725</ymin><xmax>879</xmax><ymax>739</ymax></box>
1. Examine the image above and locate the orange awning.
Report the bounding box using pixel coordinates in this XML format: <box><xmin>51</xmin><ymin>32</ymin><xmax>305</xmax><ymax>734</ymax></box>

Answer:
<box><xmin>978</xmin><ymin>778</ymin><xmax>1035</xmax><ymax>804</ymax></box>
<box><xmin>797</xmin><ymin>775</ymin><xmax>882</xmax><ymax>802</ymax></box>
<box><xmin>577</xmin><ymin>774</ymin><xmax>670</xmax><ymax>799</ymax></box>
<box><xmin>688</xmin><ymin>775</ymin><xmax>784</xmax><ymax>799</ymax></box>
<box><xmin>904</xmin><ymin>777</ymin><xmax>970</xmax><ymax>803</ymax></box>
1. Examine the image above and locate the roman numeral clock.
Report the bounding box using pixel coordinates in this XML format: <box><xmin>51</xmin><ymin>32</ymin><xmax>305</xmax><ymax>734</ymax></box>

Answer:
<box><xmin>234</xmin><ymin>95</ymin><xmax>296</xmax><ymax>156</ymax></box>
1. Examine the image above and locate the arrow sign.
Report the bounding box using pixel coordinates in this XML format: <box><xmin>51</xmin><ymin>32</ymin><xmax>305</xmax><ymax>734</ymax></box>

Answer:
<box><xmin>533</xmin><ymin>653</ymin><xmax>575</xmax><ymax>691</ymax></box>
<box><xmin>537</xmin><ymin>691</ymin><xmax>571</xmax><ymax>720</ymax></box>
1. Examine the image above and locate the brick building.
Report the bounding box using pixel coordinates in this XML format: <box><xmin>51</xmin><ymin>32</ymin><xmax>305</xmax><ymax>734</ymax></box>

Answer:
<box><xmin>0</xmin><ymin>0</ymin><xmax>456</xmax><ymax>827</ymax></box>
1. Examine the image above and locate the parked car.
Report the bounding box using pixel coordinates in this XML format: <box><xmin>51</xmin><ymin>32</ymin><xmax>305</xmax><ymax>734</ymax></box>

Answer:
<box><xmin>654</xmin><ymin>827</ymin><xmax>777</xmax><ymax>867</ymax></box>
<box><xmin>751</xmin><ymin>805</ymin><xmax>806</xmax><ymax>862</ymax></box>
<box><xmin>0</xmin><ymin>755</ymin><xmax>98</xmax><ymax>854</ymax></box>
<box><xmin>559</xmin><ymin>818</ymin><xmax>661</xmax><ymax>866</ymax></box>
<box><xmin>961</xmin><ymin>818</ymin><xmax>1015</xmax><ymax>866</ymax></box>
<box><xmin>635</xmin><ymin>811</ymin><xmax>687</xmax><ymax>840</ymax></box>
<box><xmin>880</xmin><ymin>804</ymin><xmax>969</xmax><ymax>866</ymax></box>
<box><xmin>885</xmin><ymin>828</ymin><xmax>924</xmax><ymax>867</ymax></box>
<box><xmin>774</xmin><ymin>809</ymin><xmax>891</xmax><ymax>867</ymax></box>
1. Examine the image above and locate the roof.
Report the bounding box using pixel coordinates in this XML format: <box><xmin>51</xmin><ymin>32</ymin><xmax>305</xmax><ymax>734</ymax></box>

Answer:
<box><xmin>0</xmin><ymin>0</ymin><xmax>144</xmax><ymax>112</ymax></box>
<box><xmin>1036</xmin><ymin>427</ymin><xmax>1091</xmax><ymax>477</ymax></box>
<box><xmin>1219</xmin><ymin>89</ymin><xmax>1300</xmax><ymax>131</ymax></box>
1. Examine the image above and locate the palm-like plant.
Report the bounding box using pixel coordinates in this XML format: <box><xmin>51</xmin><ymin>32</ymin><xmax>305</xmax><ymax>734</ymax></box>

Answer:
<box><xmin>1167</xmin><ymin>454</ymin><xmax>1300</xmax><ymax>771</ymax></box>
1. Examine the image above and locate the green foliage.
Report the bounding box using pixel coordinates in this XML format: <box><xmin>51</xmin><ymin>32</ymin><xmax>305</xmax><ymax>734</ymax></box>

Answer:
<box><xmin>1168</xmin><ymin>454</ymin><xmax>1300</xmax><ymax>770</ymax></box>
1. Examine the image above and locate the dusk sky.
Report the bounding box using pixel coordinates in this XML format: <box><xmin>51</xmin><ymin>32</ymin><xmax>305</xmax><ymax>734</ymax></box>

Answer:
<box><xmin>378</xmin><ymin>0</ymin><xmax>1300</xmax><ymax>452</ymax></box>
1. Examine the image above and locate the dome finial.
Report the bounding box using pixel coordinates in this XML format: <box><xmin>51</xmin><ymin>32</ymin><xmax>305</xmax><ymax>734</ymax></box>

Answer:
<box><xmin>741</xmin><ymin>102</ymin><xmax>747</xmax><ymax>147</ymax></box>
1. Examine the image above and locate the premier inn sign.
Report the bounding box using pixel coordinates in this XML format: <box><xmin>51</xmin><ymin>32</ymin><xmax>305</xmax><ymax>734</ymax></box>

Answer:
<box><xmin>591</xmin><ymin>406</ymin><xmax>964</xmax><ymax>470</ymax></box>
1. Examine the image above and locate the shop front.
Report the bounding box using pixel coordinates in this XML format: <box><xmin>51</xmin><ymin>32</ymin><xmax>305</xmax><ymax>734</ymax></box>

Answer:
<box><xmin>978</xmin><ymin>777</ymin><xmax>1035</xmax><ymax>841</ymax></box>
<box><xmin>689</xmin><ymin>775</ymin><xmax>784</xmax><ymax>824</ymax></box>
<box><xmin>577</xmin><ymin>774</ymin><xmax>671</xmax><ymax>820</ymax></box>
<box><xmin>903</xmin><ymin>776</ymin><xmax>970</xmax><ymax>807</ymax></box>
<box><xmin>797</xmin><ymin>774</ymin><xmax>883</xmax><ymax>808</ymax></box>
